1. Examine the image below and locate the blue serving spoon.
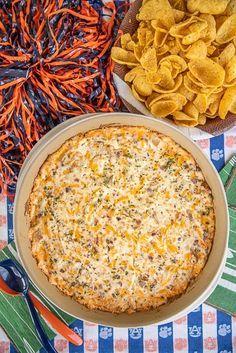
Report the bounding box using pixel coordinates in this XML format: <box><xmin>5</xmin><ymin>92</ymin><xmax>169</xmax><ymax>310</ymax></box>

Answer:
<box><xmin>0</xmin><ymin>259</ymin><xmax>58</xmax><ymax>353</ymax></box>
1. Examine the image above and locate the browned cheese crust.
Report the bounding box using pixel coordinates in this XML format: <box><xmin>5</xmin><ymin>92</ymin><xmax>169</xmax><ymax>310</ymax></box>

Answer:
<box><xmin>27</xmin><ymin>126</ymin><xmax>215</xmax><ymax>313</ymax></box>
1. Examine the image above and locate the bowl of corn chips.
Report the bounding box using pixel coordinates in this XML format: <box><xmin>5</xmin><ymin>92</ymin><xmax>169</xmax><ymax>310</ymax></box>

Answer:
<box><xmin>111</xmin><ymin>0</ymin><xmax>236</xmax><ymax>134</ymax></box>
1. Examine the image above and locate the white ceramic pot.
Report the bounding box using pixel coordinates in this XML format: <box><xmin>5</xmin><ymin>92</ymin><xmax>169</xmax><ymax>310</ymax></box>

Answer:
<box><xmin>14</xmin><ymin>113</ymin><xmax>229</xmax><ymax>327</ymax></box>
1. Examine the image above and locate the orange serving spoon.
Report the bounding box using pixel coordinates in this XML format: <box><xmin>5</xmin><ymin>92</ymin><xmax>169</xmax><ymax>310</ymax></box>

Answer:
<box><xmin>0</xmin><ymin>276</ymin><xmax>83</xmax><ymax>346</ymax></box>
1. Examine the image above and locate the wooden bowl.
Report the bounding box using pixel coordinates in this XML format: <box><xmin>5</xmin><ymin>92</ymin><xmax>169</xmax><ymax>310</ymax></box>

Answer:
<box><xmin>113</xmin><ymin>0</ymin><xmax>236</xmax><ymax>136</ymax></box>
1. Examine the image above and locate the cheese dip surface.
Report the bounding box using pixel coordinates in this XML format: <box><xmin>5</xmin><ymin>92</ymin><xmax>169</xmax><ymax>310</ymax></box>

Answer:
<box><xmin>27</xmin><ymin>126</ymin><xmax>215</xmax><ymax>313</ymax></box>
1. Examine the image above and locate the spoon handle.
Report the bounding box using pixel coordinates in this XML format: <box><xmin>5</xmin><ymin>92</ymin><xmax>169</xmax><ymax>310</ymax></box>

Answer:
<box><xmin>24</xmin><ymin>293</ymin><xmax>58</xmax><ymax>353</ymax></box>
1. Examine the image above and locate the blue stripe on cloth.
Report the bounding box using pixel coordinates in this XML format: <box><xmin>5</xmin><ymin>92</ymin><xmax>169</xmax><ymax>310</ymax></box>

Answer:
<box><xmin>217</xmin><ymin>310</ymin><xmax>232</xmax><ymax>353</ymax></box>
<box><xmin>10</xmin><ymin>344</ymin><xmax>18</xmax><ymax>353</ymax></box>
<box><xmin>7</xmin><ymin>195</ymin><xmax>14</xmax><ymax>243</ymax></box>
<box><xmin>187</xmin><ymin>305</ymin><xmax>203</xmax><ymax>353</ymax></box>
<box><xmin>158</xmin><ymin>322</ymin><xmax>173</xmax><ymax>353</ymax></box>
<box><xmin>40</xmin><ymin>339</ymin><xmax>54</xmax><ymax>353</ymax></box>
<box><xmin>209</xmin><ymin>134</ymin><xmax>225</xmax><ymax>171</ymax></box>
<box><xmin>98</xmin><ymin>326</ymin><xmax>113</xmax><ymax>353</ymax></box>
<box><xmin>69</xmin><ymin>320</ymin><xmax>84</xmax><ymax>353</ymax></box>
<box><xmin>128</xmin><ymin>328</ymin><xmax>143</xmax><ymax>353</ymax></box>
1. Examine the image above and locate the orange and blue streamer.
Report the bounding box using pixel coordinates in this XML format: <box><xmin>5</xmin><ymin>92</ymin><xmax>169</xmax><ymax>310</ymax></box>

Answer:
<box><xmin>0</xmin><ymin>0</ymin><xmax>130</xmax><ymax>195</ymax></box>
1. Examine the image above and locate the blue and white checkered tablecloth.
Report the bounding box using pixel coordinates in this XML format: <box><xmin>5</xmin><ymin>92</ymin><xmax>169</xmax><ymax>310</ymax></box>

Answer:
<box><xmin>0</xmin><ymin>128</ymin><xmax>236</xmax><ymax>353</ymax></box>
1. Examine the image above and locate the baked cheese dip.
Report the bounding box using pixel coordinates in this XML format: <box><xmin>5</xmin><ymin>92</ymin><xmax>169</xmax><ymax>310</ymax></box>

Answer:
<box><xmin>27</xmin><ymin>126</ymin><xmax>215</xmax><ymax>313</ymax></box>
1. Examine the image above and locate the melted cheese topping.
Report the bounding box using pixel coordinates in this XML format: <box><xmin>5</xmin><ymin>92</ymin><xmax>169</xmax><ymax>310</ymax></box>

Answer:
<box><xmin>28</xmin><ymin>126</ymin><xmax>215</xmax><ymax>313</ymax></box>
